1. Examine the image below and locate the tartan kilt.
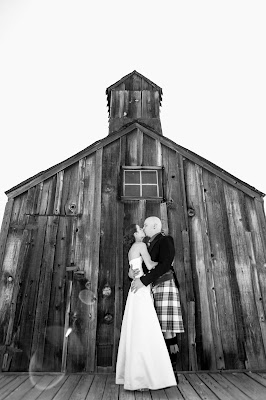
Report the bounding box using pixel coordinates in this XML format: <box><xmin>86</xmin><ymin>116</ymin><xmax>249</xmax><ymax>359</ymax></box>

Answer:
<box><xmin>151</xmin><ymin>279</ymin><xmax>184</xmax><ymax>333</ymax></box>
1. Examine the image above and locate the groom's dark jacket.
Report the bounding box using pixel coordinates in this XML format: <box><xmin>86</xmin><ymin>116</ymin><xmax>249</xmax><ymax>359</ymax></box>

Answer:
<box><xmin>140</xmin><ymin>233</ymin><xmax>176</xmax><ymax>287</ymax></box>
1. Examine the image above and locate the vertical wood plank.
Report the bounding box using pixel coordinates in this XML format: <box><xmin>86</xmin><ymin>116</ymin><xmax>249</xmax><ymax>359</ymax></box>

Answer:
<box><xmin>112</xmin><ymin>134</ymin><xmax>126</xmax><ymax>372</ymax></box>
<box><xmin>202</xmin><ymin>170</ymin><xmax>240</xmax><ymax>369</ymax></box>
<box><xmin>162</xmin><ymin>146</ymin><xmax>190</xmax><ymax>370</ymax></box>
<box><xmin>45</xmin><ymin>176</ymin><xmax>57</xmax><ymax>215</ymax></box>
<box><xmin>112</xmin><ymin>199</ymin><xmax>124</xmax><ymax>370</ymax></box>
<box><xmin>3</xmin><ymin>221</ymin><xmax>31</xmax><ymax>348</ymax></box>
<box><xmin>245</xmin><ymin>196</ymin><xmax>266</xmax><ymax>306</ymax></box>
<box><xmin>37</xmin><ymin>176</ymin><xmax>57</xmax><ymax>215</ymax></box>
<box><xmin>224</xmin><ymin>183</ymin><xmax>266</xmax><ymax>369</ymax></box>
<box><xmin>31</xmin><ymin>182</ymin><xmax>43</xmax><ymax>215</ymax></box>
<box><xmin>187</xmin><ymin>301</ymin><xmax>198</xmax><ymax>371</ymax></box>
<box><xmin>141</xmin><ymin>90</ymin><xmax>149</xmax><ymax>118</ymax></box>
<box><xmin>9</xmin><ymin>193</ymin><xmax>27</xmax><ymax>226</ymax></box>
<box><xmin>0</xmin><ymin>199</ymin><xmax>14</xmax><ymax>271</ymax></box>
<box><xmin>61</xmin><ymin>163</ymin><xmax>80</xmax><ymax>216</ymax></box>
<box><xmin>97</xmin><ymin>141</ymin><xmax>120</xmax><ymax>369</ymax></box>
<box><xmin>118</xmin><ymin>90</ymin><xmax>125</xmax><ymax>118</ymax></box>
<box><xmin>156</xmin><ymin>140</ymin><xmax>162</xmax><ymax>167</ymax></box>
<box><xmin>245</xmin><ymin>231</ymin><xmax>266</xmax><ymax>355</ymax></box>
<box><xmin>0</xmin><ymin>209</ymin><xmax>28</xmax><ymax>347</ymax></box>
<box><xmin>160</xmin><ymin>202</ymin><xmax>169</xmax><ymax>235</ymax></box>
<box><xmin>25</xmin><ymin>187</ymin><xmax>38</xmax><ymax>216</ymax></box>
<box><xmin>195</xmin><ymin>165</ymin><xmax>225</xmax><ymax>370</ymax></box>
<box><xmin>61</xmin><ymin>279</ymin><xmax>73</xmax><ymax>373</ymax></box>
<box><xmin>185</xmin><ymin>160</ymin><xmax>216</xmax><ymax>370</ymax></box>
<box><xmin>9</xmin><ymin>216</ymin><xmax>48</xmax><ymax>371</ymax></box>
<box><xmin>53</xmin><ymin>171</ymin><xmax>64</xmax><ymax>215</ymax></box>
<box><xmin>66</xmin><ymin>191</ymin><xmax>93</xmax><ymax>372</ymax></box>
<box><xmin>86</xmin><ymin>148</ymin><xmax>102</xmax><ymax>372</ymax></box>
<box><xmin>142</xmin><ymin>133</ymin><xmax>158</xmax><ymax>166</ymax></box>
<box><xmin>30</xmin><ymin>216</ymin><xmax>59</xmax><ymax>370</ymax></box>
<box><xmin>77</xmin><ymin>158</ymin><xmax>85</xmax><ymax>215</ymax></box>
<box><xmin>43</xmin><ymin>216</ymin><xmax>73</xmax><ymax>371</ymax></box>
<box><xmin>125</xmin><ymin>128</ymin><xmax>143</xmax><ymax>166</ymax></box>
<box><xmin>254</xmin><ymin>199</ymin><xmax>266</xmax><ymax>259</ymax></box>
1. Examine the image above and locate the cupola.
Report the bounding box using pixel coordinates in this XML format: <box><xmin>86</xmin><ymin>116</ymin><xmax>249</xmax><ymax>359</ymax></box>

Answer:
<box><xmin>106</xmin><ymin>70</ymin><xmax>163</xmax><ymax>135</ymax></box>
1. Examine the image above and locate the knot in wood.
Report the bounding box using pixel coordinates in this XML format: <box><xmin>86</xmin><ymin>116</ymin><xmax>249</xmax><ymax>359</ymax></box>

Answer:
<box><xmin>104</xmin><ymin>313</ymin><xmax>113</xmax><ymax>324</ymax></box>
<box><xmin>188</xmin><ymin>208</ymin><xmax>195</xmax><ymax>217</ymax></box>
<box><xmin>68</xmin><ymin>203</ymin><xmax>77</xmax><ymax>213</ymax></box>
<box><xmin>102</xmin><ymin>285</ymin><xmax>111</xmax><ymax>297</ymax></box>
<box><xmin>166</xmin><ymin>199</ymin><xmax>174</xmax><ymax>208</ymax></box>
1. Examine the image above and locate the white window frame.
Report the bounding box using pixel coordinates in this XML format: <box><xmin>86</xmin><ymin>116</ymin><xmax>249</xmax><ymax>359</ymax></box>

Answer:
<box><xmin>121</xmin><ymin>166</ymin><xmax>163</xmax><ymax>200</ymax></box>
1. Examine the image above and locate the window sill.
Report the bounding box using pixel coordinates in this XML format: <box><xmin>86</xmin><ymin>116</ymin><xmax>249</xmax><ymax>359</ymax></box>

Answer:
<box><xmin>120</xmin><ymin>196</ymin><xmax>164</xmax><ymax>202</ymax></box>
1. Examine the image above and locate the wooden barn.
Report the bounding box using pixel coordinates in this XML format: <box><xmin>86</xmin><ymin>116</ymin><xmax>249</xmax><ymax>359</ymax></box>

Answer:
<box><xmin>0</xmin><ymin>70</ymin><xmax>266</xmax><ymax>375</ymax></box>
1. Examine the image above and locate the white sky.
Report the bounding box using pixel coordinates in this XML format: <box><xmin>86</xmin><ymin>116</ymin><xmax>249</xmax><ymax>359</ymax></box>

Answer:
<box><xmin>0</xmin><ymin>0</ymin><xmax>266</xmax><ymax>224</ymax></box>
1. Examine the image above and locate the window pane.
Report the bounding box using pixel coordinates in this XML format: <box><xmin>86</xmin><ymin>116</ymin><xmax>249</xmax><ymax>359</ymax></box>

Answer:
<box><xmin>142</xmin><ymin>185</ymin><xmax>158</xmax><ymax>197</ymax></box>
<box><xmin>125</xmin><ymin>171</ymin><xmax>140</xmax><ymax>184</ymax></box>
<box><xmin>142</xmin><ymin>171</ymin><xmax>157</xmax><ymax>184</ymax></box>
<box><xmin>124</xmin><ymin>185</ymin><xmax>140</xmax><ymax>197</ymax></box>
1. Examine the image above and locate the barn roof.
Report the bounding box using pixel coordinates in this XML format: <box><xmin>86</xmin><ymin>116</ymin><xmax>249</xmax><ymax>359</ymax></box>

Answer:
<box><xmin>5</xmin><ymin>121</ymin><xmax>265</xmax><ymax>200</ymax></box>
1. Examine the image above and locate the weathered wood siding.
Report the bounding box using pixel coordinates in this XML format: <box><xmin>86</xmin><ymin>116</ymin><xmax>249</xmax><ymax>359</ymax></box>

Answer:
<box><xmin>0</xmin><ymin>128</ymin><xmax>266</xmax><ymax>373</ymax></box>
<box><xmin>108</xmin><ymin>72</ymin><xmax>162</xmax><ymax>135</ymax></box>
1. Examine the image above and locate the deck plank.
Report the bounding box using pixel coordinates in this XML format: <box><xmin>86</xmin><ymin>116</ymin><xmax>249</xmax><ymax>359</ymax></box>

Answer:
<box><xmin>0</xmin><ymin>375</ymin><xmax>28</xmax><ymax>399</ymax></box>
<box><xmin>177</xmin><ymin>374</ymin><xmax>202</xmax><ymax>399</ymax></box>
<box><xmin>165</xmin><ymin>384</ymin><xmax>184</xmax><ymax>400</ymax></box>
<box><xmin>102</xmin><ymin>374</ymin><xmax>120</xmax><ymax>400</ymax></box>
<box><xmin>149</xmin><ymin>388</ymin><xmax>168</xmax><ymax>399</ymax></box>
<box><xmin>85</xmin><ymin>374</ymin><xmax>107</xmax><ymax>400</ymax></box>
<box><xmin>257</xmin><ymin>372</ymin><xmax>266</xmax><ymax>379</ymax></box>
<box><xmin>118</xmin><ymin>385</ymin><xmax>136</xmax><ymax>400</ymax></box>
<box><xmin>197</xmin><ymin>373</ymin><xmax>238</xmax><ymax>400</ymax></box>
<box><xmin>0</xmin><ymin>374</ymin><xmax>17</xmax><ymax>389</ymax></box>
<box><xmin>209</xmin><ymin>372</ymin><xmax>252</xmax><ymax>400</ymax></box>
<box><xmin>2</xmin><ymin>375</ymin><xmax>44</xmax><ymax>400</ymax></box>
<box><xmin>32</xmin><ymin>375</ymin><xmax>68</xmax><ymax>400</ymax></box>
<box><xmin>244</xmin><ymin>371</ymin><xmax>266</xmax><ymax>387</ymax></box>
<box><xmin>21</xmin><ymin>375</ymin><xmax>59</xmax><ymax>400</ymax></box>
<box><xmin>68</xmin><ymin>374</ymin><xmax>94</xmax><ymax>400</ymax></box>
<box><xmin>134</xmin><ymin>388</ymin><xmax>152</xmax><ymax>399</ymax></box>
<box><xmin>1</xmin><ymin>371</ymin><xmax>266</xmax><ymax>399</ymax></box>
<box><xmin>221</xmin><ymin>372</ymin><xmax>266</xmax><ymax>400</ymax></box>
<box><xmin>52</xmin><ymin>375</ymin><xmax>82</xmax><ymax>400</ymax></box>
<box><xmin>185</xmin><ymin>373</ymin><xmax>220</xmax><ymax>399</ymax></box>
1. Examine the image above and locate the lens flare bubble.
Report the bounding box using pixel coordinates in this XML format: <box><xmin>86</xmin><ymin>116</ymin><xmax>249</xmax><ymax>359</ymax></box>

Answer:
<box><xmin>29</xmin><ymin>352</ymin><xmax>65</xmax><ymax>390</ymax></box>
<box><xmin>78</xmin><ymin>289</ymin><xmax>96</xmax><ymax>305</ymax></box>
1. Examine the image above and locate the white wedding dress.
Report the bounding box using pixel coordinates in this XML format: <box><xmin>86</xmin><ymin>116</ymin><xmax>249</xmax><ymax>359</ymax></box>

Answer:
<box><xmin>116</xmin><ymin>256</ymin><xmax>177</xmax><ymax>390</ymax></box>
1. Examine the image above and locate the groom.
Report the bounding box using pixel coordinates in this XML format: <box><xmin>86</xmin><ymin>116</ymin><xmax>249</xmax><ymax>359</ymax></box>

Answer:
<box><xmin>130</xmin><ymin>216</ymin><xmax>184</xmax><ymax>377</ymax></box>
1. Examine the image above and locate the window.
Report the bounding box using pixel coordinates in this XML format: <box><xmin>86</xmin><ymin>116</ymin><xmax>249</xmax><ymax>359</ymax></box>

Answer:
<box><xmin>121</xmin><ymin>167</ymin><xmax>163</xmax><ymax>200</ymax></box>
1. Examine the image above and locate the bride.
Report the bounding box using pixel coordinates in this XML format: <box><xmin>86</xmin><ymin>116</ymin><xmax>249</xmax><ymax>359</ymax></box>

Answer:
<box><xmin>115</xmin><ymin>224</ymin><xmax>177</xmax><ymax>391</ymax></box>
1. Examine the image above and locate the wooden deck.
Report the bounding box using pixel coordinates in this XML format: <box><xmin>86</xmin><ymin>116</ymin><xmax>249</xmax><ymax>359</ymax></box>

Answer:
<box><xmin>0</xmin><ymin>371</ymin><xmax>266</xmax><ymax>400</ymax></box>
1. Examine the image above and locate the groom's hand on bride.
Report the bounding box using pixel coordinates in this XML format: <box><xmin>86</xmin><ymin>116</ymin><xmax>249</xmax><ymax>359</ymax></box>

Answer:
<box><xmin>128</xmin><ymin>267</ymin><xmax>140</xmax><ymax>280</ymax></box>
<box><xmin>131</xmin><ymin>278</ymin><xmax>144</xmax><ymax>293</ymax></box>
